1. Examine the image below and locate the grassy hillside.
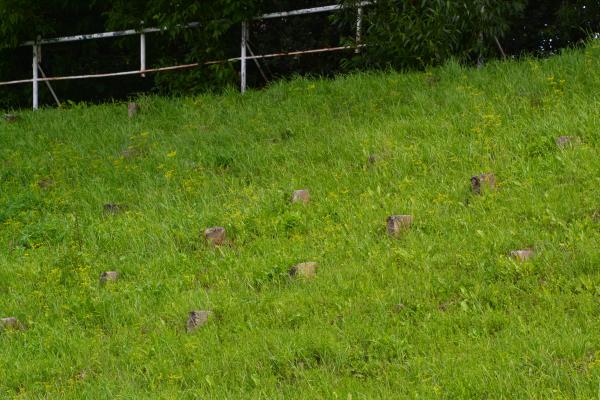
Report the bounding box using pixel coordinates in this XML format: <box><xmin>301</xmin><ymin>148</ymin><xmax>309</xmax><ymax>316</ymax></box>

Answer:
<box><xmin>1</xmin><ymin>42</ymin><xmax>600</xmax><ymax>399</ymax></box>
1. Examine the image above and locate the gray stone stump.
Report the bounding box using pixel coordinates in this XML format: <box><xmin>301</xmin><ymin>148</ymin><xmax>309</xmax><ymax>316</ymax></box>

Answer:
<box><xmin>3</xmin><ymin>114</ymin><xmax>18</xmax><ymax>123</ymax></box>
<box><xmin>187</xmin><ymin>310</ymin><xmax>212</xmax><ymax>332</ymax></box>
<box><xmin>291</xmin><ymin>189</ymin><xmax>310</xmax><ymax>204</ymax></box>
<box><xmin>128</xmin><ymin>102</ymin><xmax>140</xmax><ymax>118</ymax></box>
<box><xmin>471</xmin><ymin>173</ymin><xmax>496</xmax><ymax>195</ymax></box>
<box><xmin>509</xmin><ymin>249</ymin><xmax>535</xmax><ymax>262</ymax></box>
<box><xmin>99</xmin><ymin>271</ymin><xmax>119</xmax><ymax>284</ymax></box>
<box><xmin>0</xmin><ymin>317</ymin><xmax>25</xmax><ymax>331</ymax></box>
<box><xmin>289</xmin><ymin>262</ymin><xmax>318</xmax><ymax>278</ymax></box>
<box><xmin>386</xmin><ymin>215</ymin><xmax>413</xmax><ymax>237</ymax></box>
<box><xmin>556</xmin><ymin>136</ymin><xmax>581</xmax><ymax>149</ymax></box>
<box><xmin>204</xmin><ymin>227</ymin><xmax>226</xmax><ymax>246</ymax></box>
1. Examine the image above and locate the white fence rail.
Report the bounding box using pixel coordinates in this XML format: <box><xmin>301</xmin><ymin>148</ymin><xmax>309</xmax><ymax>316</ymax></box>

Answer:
<box><xmin>0</xmin><ymin>2</ymin><xmax>371</xmax><ymax>110</ymax></box>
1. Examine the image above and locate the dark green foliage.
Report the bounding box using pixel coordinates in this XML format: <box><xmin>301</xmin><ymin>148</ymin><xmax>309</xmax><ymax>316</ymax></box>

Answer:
<box><xmin>339</xmin><ymin>0</ymin><xmax>526</xmax><ymax>69</ymax></box>
<box><xmin>505</xmin><ymin>0</ymin><xmax>600</xmax><ymax>55</ymax></box>
<box><xmin>0</xmin><ymin>0</ymin><xmax>598</xmax><ymax>107</ymax></box>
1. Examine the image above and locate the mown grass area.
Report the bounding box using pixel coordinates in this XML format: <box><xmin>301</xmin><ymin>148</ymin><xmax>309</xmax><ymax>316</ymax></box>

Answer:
<box><xmin>1</xmin><ymin>42</ymin><xmax>600</xmax><ymax>399</ymax></box>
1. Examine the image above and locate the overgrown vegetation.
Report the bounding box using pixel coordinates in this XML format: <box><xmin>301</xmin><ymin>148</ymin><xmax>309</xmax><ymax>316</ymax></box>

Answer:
<box><xmin>0</xmin><ymin>43</ymin><xmax>599</xmax><ymax>398</ymax></box>
<box><xmin>1</xmin><ymin>0</ymin><xmax>598</xmax><ymax>107</ymax></box>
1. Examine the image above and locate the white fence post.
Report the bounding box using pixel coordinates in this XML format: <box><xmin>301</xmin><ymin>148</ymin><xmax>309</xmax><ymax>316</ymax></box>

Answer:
<box><xmin>32</xmin><ymin>42</ymin><xmax>39</xmax><ymax>110</ymax></box>
<box><xmin>241</xmin><ymin>21</ymin><xmax>248</xmax><ymax>93</ymax></box>
<box><xmin>355</xmin><ymin>6</ymin><xmax>363</xmax><ymax>53</ymax></box>
<box><xmin>140</xmin><ymin>32</ymin><xmax>146</xmax><ymax>77</ymax></box>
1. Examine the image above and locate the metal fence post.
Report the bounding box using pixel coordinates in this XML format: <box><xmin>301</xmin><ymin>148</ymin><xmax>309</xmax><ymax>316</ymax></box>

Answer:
<box><xmin>241</xmin><ymin>21</ymin><xmax>248</xmax><ymax>93</ymax></box>
<box><xmin>355</xmin><ymin>6</ymin><xmax>363</xmax><ymax>53</ymax></box>
<box><xmin>140</xmin><ymin>32</ymin><xmax>146</xmax><ymax>77</ymax></box>
<box><xmin>32</xmin><ymin>41</ymin><xmax>39</xmax><ymax>110</ymax></box>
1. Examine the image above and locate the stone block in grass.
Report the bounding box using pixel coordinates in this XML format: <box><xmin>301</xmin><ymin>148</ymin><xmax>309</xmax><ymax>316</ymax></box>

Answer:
<box><xmin>0</xmin><ymin>317</ymin><xmax>25</xmax><ymax>331</ymax></box>
<box><xmin>128</xmin><ymin>102</ymin><xmax>140</xmax><ymax>118</ymax></box>
<box><xmin>291</xmin><ymin>189</ymin><xmax>310</xmax><ymax>204</ymax></box>
<box><xmin>471</xmin><ymin>173</ymin><xmax>496</xmax><ymax>195</ymax></box>
<box><xmin>510</xmin><ymin>249</ymin><xmax>535</xmax><ymax>262</ymax></box>
<box><xmin>204</xmin><ymin>227</ymin><xmax>226</xmax><ymax>246</ymax></box>
<box><xmin>289</xmin><ymin>262</ymin><xmax>318</xmax><ymax>278</ymax></box>
<box><xmin>386</xmin><ymin>215</ymin><xmax>413</xmax><ymax>237</ymax></box>
<box><xmin>103</xmin><ymin>203</ymin><xmax>127</xmax><ymax>214</ymax></box>
<box><xmin>186</xmin><ymin>310</ymin><xmax>212</xmax><ymax>332</ymax></box>
<box><xmin>426</xmin><ymin>75</ymin><xmax>441</xmax><ymax>86</ymax></box>
<box><xmin>99</xmin><ymin>271</ymin><xmax>119</xmax><ymax>284</ymax></box>
<box><xmin>393</xmin><ymin>303</ymin><xmax>406</xmax><ymax>313</ymax></box>
<box><xmin>121</xmin><ymin>147</ymin><xmax>141</xmax><ymax>159</ymax></box>
<box><xmin>555</xmin><ymin>136</ymin><xmax>581</xmax><ymax>149</ymax></box>
<box><xmin>3</xmin><ymin>114</ymin><xmax>18</xmax><ymax>123</ymax></box>
<box><xmin>76</xmin><ymin>370</ymin><xmax>88</xmax><ymax>381</ymax></box>
<box><xmin>37</xmin><ymin>178</ymin><xmax>55</xmax><ymax>190</ymax></box>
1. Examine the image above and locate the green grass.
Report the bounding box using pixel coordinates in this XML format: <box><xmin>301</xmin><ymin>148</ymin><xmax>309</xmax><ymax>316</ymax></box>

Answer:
<box><xmin>1</xmin><ymin>42</ymin><xmax>600</xmax><ymax>399</ymax></box>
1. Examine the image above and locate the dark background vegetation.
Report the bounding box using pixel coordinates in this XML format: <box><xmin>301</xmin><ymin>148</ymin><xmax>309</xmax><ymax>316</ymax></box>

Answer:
<box><xmin>0</xmin><ymin>0</ymin><xmax>598</xmax><ymax>109</ymax></box>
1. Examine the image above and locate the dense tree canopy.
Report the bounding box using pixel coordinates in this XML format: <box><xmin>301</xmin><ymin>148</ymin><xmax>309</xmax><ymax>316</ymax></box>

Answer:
<box><xmin>0</xmin><ymin>0</ymin><xmax>598</xmax><ymax>108</ymax></box>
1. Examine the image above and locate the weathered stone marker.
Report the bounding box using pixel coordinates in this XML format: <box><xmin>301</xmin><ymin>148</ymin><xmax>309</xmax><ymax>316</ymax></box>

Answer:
<box><xmin>76</xmin><ymin>370</ymin><xmax>88</xmax><ymax>381</ymax></box>
<box><xmin>471</xmin><ymin>173</ymin><xmax>496</xmax><ymax>195</ymax></box>
<box><xmin>393</xmin><ymin>303</ymin><xmax>406</xmax><ymax>313</ymax></box>
<box><xmin>121</xmin><ymin>147</ymin><xmax>141</xmax><ymax>159</ymax></box>
<box><xmin>0</xmin><ymin>317</ymin><xmax>25</xmax><ymax>331</ymax></box>
<box><xmin>103</xmin><ymin>203</ymin><xmax>127</xmax><ymax>214</ymax></box>
<box><xmin>99</xmin><ymin>271</ymin><xmax>119</xmax><ymax>284</ymax></box>
<box><xmin>555</xmin><ymin>136</ymin><xmax>581</xmax><ymax>149</ymax></box>
<box><xmin>510</xmin><ymin>249</ymin><xmax>535</xmax><ymax>262</ymax></box>
<box><xmin>204</xmin><ymin>226</ymin><xmax>226</xmax><ymax>246</ymax></box>
<box><xmin>291</xmin><ymin>189</ymin><xmax>310</xmax><ymax>204</ymax></box>
<box><xmin>3</xmin><ymin>114</ymin><xmax>18</xmax><ymax>123</ymax></box>
<box><xmin>128</xmin><ymin>102</ymin><xmax>140</xmax><ymax>118</ymax></box>
<box><xmin>386</xmin><ymin>215</ymin><xmax>413</xmax><ymax>237</ymax></box>
<box><xmin>37</xmin><ymin>178</ymin><xmax>55</xmax><ymax>190</ymax></box>
<box><xmin>289</xmin><ymin>262</ymin><xmax>318</xmax><ymax>278</ymax></box>
<box><xmin>186</xmin><ymin>310</ymin><xmax>212</xmax><ymax>332</ymax></box>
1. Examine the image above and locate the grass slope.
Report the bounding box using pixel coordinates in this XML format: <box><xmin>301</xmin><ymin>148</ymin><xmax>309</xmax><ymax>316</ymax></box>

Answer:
<box><xmin>1</xmin><ymin>43</ymin><xmax>600</xmax><ymax>399</ymax></box>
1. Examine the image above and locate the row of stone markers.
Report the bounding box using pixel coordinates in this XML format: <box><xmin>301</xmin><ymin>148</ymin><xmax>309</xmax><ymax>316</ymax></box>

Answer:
<box><xmin>185</xmin><ymin>134</ymin><xmax>580</xmax><ymax>331</ymax></box>
<box><xmin>0</xmin><ymin>122</ymin><xmax>581</xmax><ymax>332</ymax></box>
<box><xmin>186</xmin><ymin>190</ymin><xmax>317</xmax><ymax>331</ymax></box>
